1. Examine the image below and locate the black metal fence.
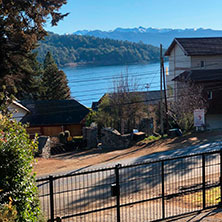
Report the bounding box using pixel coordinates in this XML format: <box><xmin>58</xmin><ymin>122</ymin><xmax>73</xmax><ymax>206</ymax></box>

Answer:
<box><xmin>36</xmin><ymin>149</ymin><xmax>222</xmax><ymax>222</ymax></box>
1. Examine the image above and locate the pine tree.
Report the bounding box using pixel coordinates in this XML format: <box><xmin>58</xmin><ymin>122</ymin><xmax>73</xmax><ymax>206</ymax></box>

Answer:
<box><xmin>0</xmin><ymin>0</ymin><xmax>68</xmax><ymax>100</ymax></box>
<box><xmin>42</xmin><ymin>52</ymin><xmax>71</xmax><ymax>100</ymax></box>
<box><xmin>15</xmin><ymin>53</ymin><xmax>44</xmax><ymax>100</ymax></box>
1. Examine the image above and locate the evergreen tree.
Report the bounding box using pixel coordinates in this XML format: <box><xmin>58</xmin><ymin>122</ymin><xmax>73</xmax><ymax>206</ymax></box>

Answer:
<box><xmin>44</xmin><ymin>51</ymin><xmax>56</xmax><ymax>69</ymax></box>
<box><xmin>42</xmin><ymin>52</ymin><xmax>70</xmax><ymax>100</ymax></box>
<box><xmin>0</xmin><ymin>0</ymin><xmax>68</xmax><ymax>100</ymax></box>
<box><xmin>16</xmin><ymin>53</ymin><xmax>44</xmax><ymax>100</ymax></box>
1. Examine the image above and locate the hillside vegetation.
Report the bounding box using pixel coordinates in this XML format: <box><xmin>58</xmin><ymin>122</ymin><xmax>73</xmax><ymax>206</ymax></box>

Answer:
<box><xmin>36</xmin><ymin>33</ymin><xmax>160</xmax><ymax>67</ymax></box>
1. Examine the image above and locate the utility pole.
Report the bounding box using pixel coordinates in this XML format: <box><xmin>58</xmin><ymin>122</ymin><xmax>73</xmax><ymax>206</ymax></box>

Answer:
<box><xmin>162</xmin><ymin>59</ymin><xmax>169</xmax><ymax>133</ymax></box>
<box><xmin>160</xmin><ymin>44</ymin><xmax>164</xmax><ymax>135</ymax></box>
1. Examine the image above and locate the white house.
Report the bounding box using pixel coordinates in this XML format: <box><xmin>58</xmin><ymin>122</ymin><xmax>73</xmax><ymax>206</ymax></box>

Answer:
<box><xmin>165</xmin><ymin>37</ymin><xmax>222</xmax><ymax>129</ymax></box>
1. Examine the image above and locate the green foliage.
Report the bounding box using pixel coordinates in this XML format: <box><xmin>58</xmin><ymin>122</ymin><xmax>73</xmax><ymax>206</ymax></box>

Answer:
<box><xmin>42</xmin><ymin>52</ymin><xmax>71</xmax><ymax>100</ymax></box>
<box><xmin>0</xmin><ymin>196</ymin><xmax>17</xmax><ymax>222</ymax></box>
<box><xmin>36</xmin><ymin>33</ymin><xmax>160</xmax><ymax>67</ymax></box>
<box><xmin>0</xmin><ymin>115</ymin><xmax>41</xmax><ymax>221</ymax></box>
<box><xmin>15</xmin><ymin>53</ymin><xmax>45</xmax><ymax>100</ymax></box>
<box><xmin>144</xmin><ymin>135</ymin><xmax>161</xmax><ymax>141</ymax></box>
<box><xmin>96</xmin><ymin>95</ymin><xmax>114</xmax><ymax>129</ymax></box>
<box><xmin>85</xmin><ymin>110</ymin><xmax>98</xmax><ymax>127</ymax></box>
<box><xmin>0</xmin><ymin>0</ymin><xmax>68</xmax><ymax>98</ymax></box>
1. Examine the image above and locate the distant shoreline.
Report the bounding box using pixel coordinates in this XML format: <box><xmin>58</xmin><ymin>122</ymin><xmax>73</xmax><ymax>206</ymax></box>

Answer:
<box><xmin>61</xmin><ymin>60</ymin><xmax>160</xmax><ymax>69</ymax></box>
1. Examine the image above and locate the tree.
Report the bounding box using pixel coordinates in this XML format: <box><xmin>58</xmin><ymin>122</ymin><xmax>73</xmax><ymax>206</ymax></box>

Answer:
<box><xmin>168</xmin><ymin>81</ymin><xmax>208</xmax><ymax>131</ymax></box>
<box><xmin>0</xmin><ymin>114</ymin><xmax>42</xmax><ymax>221</ymax></box>
<box><xmin>42</xmin><ymin>52</ymin><xmax>71</xmax><ymax>99</ymax></box>
<box><xmin>96</xmin><ymin>74</ymin><xmax>146</xmax><ymax>134</ymax></box>
<box><xmin>0</xmin><ymin>0</ymin><xmax>68</xmax><ymax>98</ymax></box>
<box><xmin>15</xmin><ymin>53</ymin><xmax>44</xmax><ymax>100</ymax></box>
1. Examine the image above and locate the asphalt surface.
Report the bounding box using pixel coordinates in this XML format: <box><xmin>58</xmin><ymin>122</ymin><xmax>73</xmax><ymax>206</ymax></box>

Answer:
<box><xmin>63</xmin><ymin>141</ymin><xmax>222</xmax><ymax>176</ymax></box>
<box><xmin>37</xmin><ymin>141</ymin><xmax>222</xmax><ymax>221</ymax></box>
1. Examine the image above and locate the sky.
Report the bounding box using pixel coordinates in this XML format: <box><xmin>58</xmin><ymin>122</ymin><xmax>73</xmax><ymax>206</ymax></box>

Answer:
<box><xmin>45</xmin><ymin>0</ymin><xmax>222</xmax><ymax>34</ymax></box>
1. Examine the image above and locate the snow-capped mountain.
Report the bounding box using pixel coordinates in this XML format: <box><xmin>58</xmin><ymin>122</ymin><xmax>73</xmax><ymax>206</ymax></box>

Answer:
<box><xmin>74</xmin><ymin>27</ymin><xmax>222</xmax><ymax>47</ymax></box>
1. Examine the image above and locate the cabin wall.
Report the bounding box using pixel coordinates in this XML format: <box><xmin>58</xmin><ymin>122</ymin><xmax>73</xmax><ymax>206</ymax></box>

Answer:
<box><xmin>167</xmin><ymin>44</ymin><xmax>191</xmax><ymax>98</ymax></box>
<box><xmin>191</xmin><ymin>55</ymin><xmax>222</xmax><ymax>70</ymax></box>
<box><xmin>65</xmin><ymin>124</ymin><xmax>82</xmax><ymax>136</ymax></box>
<box><xmin>27</xmin><ymin>124</ymin><xmax>83</xmax><ymax>137</ymax></box>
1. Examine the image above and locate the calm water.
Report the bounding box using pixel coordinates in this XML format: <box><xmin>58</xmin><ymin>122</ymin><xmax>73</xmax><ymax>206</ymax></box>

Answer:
<box><xmin>62</xmin><ymin>63</ymin><xmax>163</xmax><ymax>107</ymax></box>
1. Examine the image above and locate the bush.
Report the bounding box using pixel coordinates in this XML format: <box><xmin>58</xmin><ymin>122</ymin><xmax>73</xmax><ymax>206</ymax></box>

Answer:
<box><xmin>0</xmin><ymin>115</ymin><xmax>42</xmax><ymax>221</ymax></box>
<box><xmin>0</xmin><ymin>195</ymin><xmax>17</xmax><ymax>222</ymax></box>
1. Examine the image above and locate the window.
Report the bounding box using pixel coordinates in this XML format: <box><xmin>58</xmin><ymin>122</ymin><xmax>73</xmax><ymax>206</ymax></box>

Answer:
<box><xmin>201</xmin><ymin>61</ymin><xmax>205</xmax><ymax>68</ymax></box>
<box><xmin>207</xmin><ymin>91</ymin><xmax>212</xmax><ymax>100</ymax></box>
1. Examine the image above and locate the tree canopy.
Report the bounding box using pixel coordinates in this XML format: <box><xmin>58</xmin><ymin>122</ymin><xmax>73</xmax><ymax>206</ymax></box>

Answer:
<box><xmin>36</xmin><ymin>33</ymin><xmax>161</xmax><ymax>67</ymax></box>
<box><xmin>0</xmin><ymin>0</ymin><xmax>68</xmax><ymax>97</ymax></box>
<box><xmin>42</xmin><ymin>52</ymin><xmax>71</xmax><ymax>100</ymax></box>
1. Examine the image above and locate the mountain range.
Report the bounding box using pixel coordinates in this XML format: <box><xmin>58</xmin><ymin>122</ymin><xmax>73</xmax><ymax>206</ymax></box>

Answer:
<box><xmin>74</xmin><ymin>27</ymin><xmax>222</xmax><ymax>47</ymax></box>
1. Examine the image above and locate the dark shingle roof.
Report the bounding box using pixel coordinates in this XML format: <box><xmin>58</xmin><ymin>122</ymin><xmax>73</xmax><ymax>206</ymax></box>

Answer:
<box><xmin>165</xmin><ymin>37</ymin><xmax>222</xmax><ymax>56</ymax></box>
<box><xmin>135</xmin><ymin>90</ymin><xmax>161</xmax><ymax>104</ymax></box>
<box><xmin>20</xmin><ymin>100</ymin><xmax>90</xmax><ymax>126</ymax></box>
<box><xmin>172</xmin><ymin>69</ymin><xmax>222</xmax><ymax>82</ymax></box>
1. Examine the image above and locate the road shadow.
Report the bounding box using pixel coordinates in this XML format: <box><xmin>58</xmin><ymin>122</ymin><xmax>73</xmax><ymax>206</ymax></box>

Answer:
<box><xmin>59</xmin><ymin>148</ymin><xmax>221</xmax><ymax>220</ymax></box>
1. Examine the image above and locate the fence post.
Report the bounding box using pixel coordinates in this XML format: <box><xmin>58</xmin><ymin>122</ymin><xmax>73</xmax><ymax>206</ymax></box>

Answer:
<box><xmin>220</xmin><ymin>149</ymin><xmax>222</xmax><ymax>206</ymax></box>
<box><xmin>115</xmin><ymin>164</ymin><xmax>121</xmax><ymax>222</ymax></box>
<box><xmin>161</xmin><ymin>160</ymin><xmax>165</xmax><ymax>220</ymax></box>
<box><xmin>202</xmin><ymin>154</ymin><xmax>206</xmax><ymax>209</ymax></box>
<box><xmin>49</xmin><ymin>175</ymin><xmax>55</xmax><ymax>222</ymax></box>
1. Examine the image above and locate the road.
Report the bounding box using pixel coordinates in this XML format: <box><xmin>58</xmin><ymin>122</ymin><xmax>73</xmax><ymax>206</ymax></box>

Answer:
<box><xmin>37</xmin><ymin>141</ymin><xmax>222</xmax><ymax>221</ymax></box>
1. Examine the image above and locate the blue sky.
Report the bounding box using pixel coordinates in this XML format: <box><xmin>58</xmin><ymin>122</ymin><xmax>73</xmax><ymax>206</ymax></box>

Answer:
<box><xmin>46</xmin><ymin>0</ymin><xmax>222</xmax><ymax>34</ymax></box>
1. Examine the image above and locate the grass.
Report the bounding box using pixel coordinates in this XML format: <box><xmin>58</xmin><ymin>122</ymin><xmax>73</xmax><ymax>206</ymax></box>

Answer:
<box><xmin>185</xmin><ymin>187</ymin><xmax>221</xmax><ymax>207</ymax></box>
<box><xmin>143</xmin><ymin>134</ymin><xmax>167</xmax><ymax>142</ymax></box>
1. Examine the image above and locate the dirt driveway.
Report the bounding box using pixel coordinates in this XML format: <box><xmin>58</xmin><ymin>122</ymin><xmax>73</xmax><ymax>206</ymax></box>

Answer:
<box><xmin>34</xmin><ymin>130</ymin><xmax>222</xmax><ymax>177</ymax></box>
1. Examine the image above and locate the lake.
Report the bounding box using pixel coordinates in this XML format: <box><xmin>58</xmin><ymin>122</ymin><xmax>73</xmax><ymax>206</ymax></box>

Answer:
<box><xmin>62</xmin><ymin>62</ymin><xmax>163</xmax><ymax>107</ymax></box>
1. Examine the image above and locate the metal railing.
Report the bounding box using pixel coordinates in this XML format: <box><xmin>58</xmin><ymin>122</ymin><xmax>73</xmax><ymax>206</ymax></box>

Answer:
<box><xmin>36</xmin><ymin>149</ymin><xmax>222</xmax><ymax>221</ymax></box>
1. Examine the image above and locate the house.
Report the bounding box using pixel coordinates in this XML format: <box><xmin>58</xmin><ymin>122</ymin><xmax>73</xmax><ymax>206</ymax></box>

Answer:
<box><xmin>91</xmin><ymin>90</ymin><xmax>162</xmax><ymax>111</ymax></box>
<box><xmin>20</xmin><ymin>100</ymin><xmax>90</xmax><ymax>137</ymax></box>
<box><xmin>165</xmin><ymin>37</ymin><xmax>222</xmax><ymax>129</ymax></box>
<box><xmin>7</xmin><ymin>100</ymin><xmax>30</xmax><ymax>122</ymax></box>
<box><xmin>91</xmin><ymin>90</ymin><xmax>161</xmax><ymax>132</ymax></box>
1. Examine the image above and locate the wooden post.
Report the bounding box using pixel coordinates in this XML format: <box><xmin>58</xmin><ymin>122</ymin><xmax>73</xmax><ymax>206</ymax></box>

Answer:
<box><xmin>162</xmin><ymin>59</ymin><xmax>169</xmax><ymax>133</ymax></box>
<box><xmin>160</xmin><ymin>44</ymin><xmax>164</xmax><ymax>135</ymax></box>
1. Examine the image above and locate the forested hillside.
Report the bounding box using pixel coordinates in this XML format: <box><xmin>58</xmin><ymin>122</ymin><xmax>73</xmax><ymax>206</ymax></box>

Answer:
<box><xmin>36</xmin><ymin>33</ymin><xmax>160</xmax><ymax>67</ymax></box>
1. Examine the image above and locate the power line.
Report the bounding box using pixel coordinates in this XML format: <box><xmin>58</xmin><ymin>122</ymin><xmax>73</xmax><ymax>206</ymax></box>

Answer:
<box><xmin>12</xmin><ymin>83</ymin><xmax>222</xmax><ymax>118</ymax></box>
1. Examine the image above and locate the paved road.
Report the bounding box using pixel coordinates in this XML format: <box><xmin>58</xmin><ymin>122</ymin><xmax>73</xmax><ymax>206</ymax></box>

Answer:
<box><xmin>62</xmin><ymin>141</ymin><xmax>222</xmax><ymax>175</ymax></box>
<box><xmin>37</xmin><ymin>140</ymin><xmax>222</xmax><ymax>221</ymax></box>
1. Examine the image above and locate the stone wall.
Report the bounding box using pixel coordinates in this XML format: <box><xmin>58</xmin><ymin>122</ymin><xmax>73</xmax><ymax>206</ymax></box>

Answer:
<box><xmin>37</xmin><ymin>136</ymin><xmax>51</xmax><ymax>158</ymax></box>
<box><xmin>83</xmin><ymin>127</ymin><xmax>98</xmax><ymax>148</ymax></box>
<box><xmin>101</xmin><ymin>128</ymin><xmax>131</xmax><ymax>149</ymax></box>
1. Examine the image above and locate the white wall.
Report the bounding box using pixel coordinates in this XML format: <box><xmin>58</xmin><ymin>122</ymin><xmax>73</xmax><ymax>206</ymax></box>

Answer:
<box><xmin>191</xmin><ymin>55</ymin><xmax>222</xmax><ymax>70</ymax></box>
<box><xmin>8</xmin><ymin>103</ymin><xmax>28</xmax><ymax>122</ymax></box>
<box><xmin>167</xmin><ymin>44</ymin><xmax>191</xmax><ymax>98</ymax></box>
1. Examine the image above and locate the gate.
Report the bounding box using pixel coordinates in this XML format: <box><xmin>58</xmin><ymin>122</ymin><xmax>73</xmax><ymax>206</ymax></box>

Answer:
<box><xmin>37</xmin><ymin>149</ymin><xmax>222</xmax><ymax>221</ymax></box>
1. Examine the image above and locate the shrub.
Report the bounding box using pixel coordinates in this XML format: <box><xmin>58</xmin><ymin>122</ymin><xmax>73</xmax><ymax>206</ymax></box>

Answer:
<box><xmin>0</xmin><ymin>195</ymin><xmax>17</xmax><ymax>222</ymax></box>
<box><xmin>0</xmin><ymin>115</ymin><xmax>41</xmax><ymax>221</ymax></box>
